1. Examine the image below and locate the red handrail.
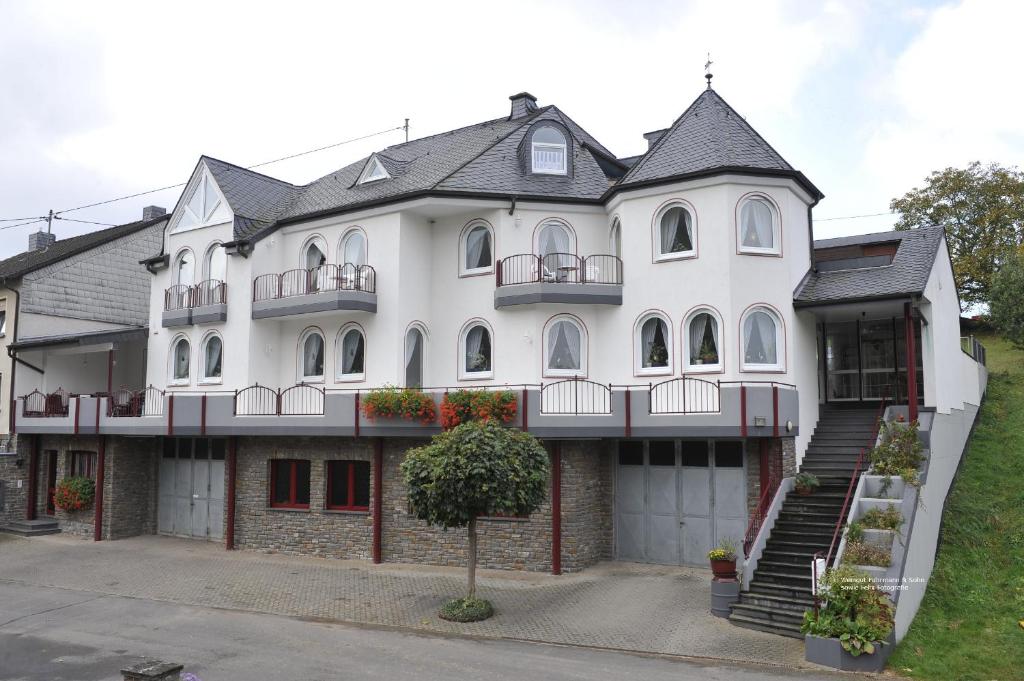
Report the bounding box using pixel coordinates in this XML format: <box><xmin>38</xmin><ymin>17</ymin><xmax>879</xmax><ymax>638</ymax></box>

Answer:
<box><xmin>742</xmin><ymin>479</ymin><xmax>779</xmax><ymax>558</ymax></box>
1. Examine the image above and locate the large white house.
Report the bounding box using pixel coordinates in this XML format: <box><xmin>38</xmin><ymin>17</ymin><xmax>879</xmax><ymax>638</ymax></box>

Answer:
<box><xmin>4</xmin><ymin>85</ymin><xmax>986</xmax><ymax>640</ymax></box>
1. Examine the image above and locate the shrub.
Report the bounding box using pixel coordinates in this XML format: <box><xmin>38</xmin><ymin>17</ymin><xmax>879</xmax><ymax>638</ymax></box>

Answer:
<box><xmin>53</xmin><ymin>476</ymin><xmax>95</xmax><ymax>512</ymax></box>
<box><xmin>362</xmin><ymin>386</ymin><xmax>437</xmax><ymax>424</ymax></box>
<box><xmin>845</xmin><ymin>521</ymin><xmax>865</xmax><ymax>544</ymax></box>
<box><xmin>439</xmin><ymin>389</ymin><xmax>517</xmax><ymax>429</ymax></box>
<box><xmin>861</xmin><ymin>505</ymin><xmax>904</xmax><ymax>531</ymax></box>
<box><xmin>795</xmin><ymin>471</ymin><xmax>820</xmax><ymax>492</ymax></box>
<box><xmin>802</xmin><ymin>565</ymin><xmax>895</xmax><ymax>656</ymax></box>
<box><xmin>869</xmin><ymin>420</ymin><xmax>925</xmax><ymax>487</ymax></box>
<box><xmin>843</xmin><ymin>541</ymin><xmax>892</xmax><ymax>567</ymax></box>
<box><xmin>989</xmin><ymin>250</ymin><xmax>1024</xmax><ymax>349</ymax></box>
<box><xmin>439</xmin><ymin>597</ymin><xmax>494</xmax><ymax>622</ymax></box>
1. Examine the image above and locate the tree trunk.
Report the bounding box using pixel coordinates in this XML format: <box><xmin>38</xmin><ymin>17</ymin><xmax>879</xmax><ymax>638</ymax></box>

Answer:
<box><xmin>467</xmin><ymin>516</ymin><xmax>477</xmax><ymax>599</ymax></box>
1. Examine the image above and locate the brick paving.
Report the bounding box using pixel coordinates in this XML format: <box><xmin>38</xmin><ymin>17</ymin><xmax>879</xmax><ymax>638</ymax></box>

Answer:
<box><xmin>0</xmin><ymin>534</ymin><xmax>809</xmax><ymax>668</ymax></box>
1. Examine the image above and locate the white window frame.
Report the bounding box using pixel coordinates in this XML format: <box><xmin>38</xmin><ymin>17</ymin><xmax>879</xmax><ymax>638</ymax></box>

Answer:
<box><xmin>404</xmin><ymin>323</ymin><xmax>428</xmax><ymax>388</ymax></box>
<box><xmin>338</xmin><ymin>228</ymin><xmax>368</xmax><ymax>266</ymax></box>
<box><xmin>358</xmin><ymin>156</ymin><xmax>390</xmax><ymax>184</ymax></box>
<box><xmin>634</xmin><ymin>312</ymin><xmax>673</xmax><ymax>377</ymax></box>
<box><xmin>739</xmin><ymin>305</ymin><xmax>785</xmax><ymax>372</ymax></box>
<box><xmin>173</xmin><ymin>248</ymin><xmax>195</xmax><ymax>287</ymax></box>
<box><xmin>543</xmin><ymin>315</ymin><xmax>587</xmax><ymax>378</ymax></box>
<box><xmin>458</xmin><ymin>319</ymin><xmax>494</xmax><ymax>380</ymax></box>
<box><xmin>173</xmin><ymin>170</ymin><xmax>227</xmax><ymax>233</ymax></box>
<box><xmin>202</xmin><ymin>242</ymin><xmax>227</xmax><ymax>283</ymax></box>
<box><xmin>737</xmin><ymin>194</ymin><xmax>782</xmax><ymax>256</ymax></box>
<box><xmin>297</xmin><ymin>327</ymin><xmax>327</xmax><ymax>384</ymax></box>
<box><xmin>683</xmin><ymin>307</ymin><xmax>724</xmax><ymax>373</ymax></box>
<box><xmin>199</xmin><ymin>331</ymin><xmax>224</xmax><ymax>385</ymax></box>
<box><xmin>459</xmin><ymin>220</ymin><xmax>494</xmax><ymax>276</ymax></box>
<box><xmin>168</xmin><ymin>335</ymin><xmax>191</xmax><ymax>386</ymax></box>
<box><xmin>609</xmin><ymin>218</ymin><xmax>622</xmax><ymax>259</ymax></box>
<box><xmin>301</xmin><ymin>235</ymin><xmax>329</xmax><ymax>269</ymax></box>
<box><xmin>335</xmin><ymin>323</ymin><xmax>366</xmax><ymax>383</ymax></box>
<box><xmin>531</xmin><ymin>127</ymin><xmax>567</xmax><ymax>175</ymax></box>
<box><xmin>652</xmin><ymin>201</ymin><xmax>697</xmax><ymax>262</ymax></box>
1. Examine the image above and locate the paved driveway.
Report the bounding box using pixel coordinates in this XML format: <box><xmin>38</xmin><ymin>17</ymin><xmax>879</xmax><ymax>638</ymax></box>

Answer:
<box><xmin>0</xmin><ymin>534</ymin><xmax>810</xmax><ymax>669</ymax></box>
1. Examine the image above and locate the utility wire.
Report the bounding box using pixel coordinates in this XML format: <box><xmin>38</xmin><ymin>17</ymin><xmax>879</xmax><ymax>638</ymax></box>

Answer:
<box><xmin>0</xmin><ymin>216</ymin><xmax>46</xmax><ymax>222</ymax></box>
<box><xmin>53</xmin><ymin>216</ymin><xmax>118</xmax><ymax>227</ymax></box>
<box><xmin>0</xmin><ymin>218</ymin><xmax>45</xmax><ymax>232</ymax></box>
<box><xmin>815</xmin><ymin>211</ymin><xmax>893</xmax><ymax>222</ymax></box>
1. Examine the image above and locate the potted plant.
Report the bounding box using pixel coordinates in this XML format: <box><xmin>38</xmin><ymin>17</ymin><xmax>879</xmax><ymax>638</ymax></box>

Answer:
<box><xmin>707</xmin><ymin>538</ymin><xmax>738</xmax><ymax>579</ymax></box>
<box><xmin>439</xmin><ymin>389</ymin><xmax>517</xmax><ymax>429</ymax></box>
<box><xmin>647</xmin><ymin>343</ymin><xmax>668</xmax><ymax>367</ymax></box>
<box><xmin>699</xmin><ymin>339</ymin><xmax>718</xmax><ymax>365</ymax></box>
<box><xmin>362</xmin><ymin>385</ymin><xmax>437</xmax><ymax>425</ymax></box>
<box><xmin>54</xmin><ymin>476</ymin><xmax>95</xmax><ymax>513</ymax></box>
<box><xmin>795</xmin><ymin>471</ymin><xmax>820</xmax><ymax>496</ymax></box>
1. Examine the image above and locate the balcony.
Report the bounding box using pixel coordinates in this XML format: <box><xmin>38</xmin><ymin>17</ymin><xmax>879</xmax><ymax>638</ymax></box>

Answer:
<box><xmin>494</xmin><ymin>253</ymin><xmax>623</xmax><ymax>308</ymax></box>
<box><xmin>162</xmin><ymin>280</ymin><xmax>228</xmax><ymax>327</ymax></box>
<box><xmin>252</xmin><ymin>264</ymin><xmax>377</xmax><ymax>319</ymax></box>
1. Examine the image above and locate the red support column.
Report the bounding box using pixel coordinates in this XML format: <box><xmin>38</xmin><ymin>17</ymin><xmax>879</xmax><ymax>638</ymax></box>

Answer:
<box><xmin>624</xmin><ymin>388</ymin><xmax>632</xmax><ymax>438</ymax></box>
<box><xmin>26</xmin><ymin>435</ymin><xmax>39</xmax><ymax>520</ymax></box>
<box><xmin>226</xmin><ymin>436</ymin><xmax>237</xmax><ymax>550</ymax></box>
<box><xmin>372</xmin><ymin>438</ymin><xmax>383</xmax><ymax>564</ymax></box>
<box><xmin>521</xmin><ymin>388</ymin><xmax>528</xmax><ymax>432</ymax></box>
<box><xmin>93</xmin><ymin>435</ymin><xmax>106</xmax><ymax>541</ymax></box>
<box><xmin>167</xmin><ymin>394</ymin><xmax>175</xmax><ymax>436</ymax></box>
<box><xmin>904</xmin><ymin>302</ymin><xmax>919</xmax><ymax>422</ymax></box>
<box><xmin>551</xmin><ymin>442</ymin><xmax>562</xmax><ymax>576</ymax></box>
<box><xmin>772</xmin><ymin>385</ymin><xmax>780</xmax><ymax>438</ymax></box>
<box><xmin>354</xmin><ymin>392</ymin><xmax>360</xmax><ymax>438</ymax></box>
<box><xmin>740</xmin><ymin>386</ymin><xmax>748</xmax><ymax>437</ymax></box>
<box><xmin>758</xmin><ymin>438</ymin><xmax>770</xmax><ymax>509</ymax></box>
<box><xmin>200</xmin><ymin>395</ymin><xmax>207</xmax><ymax>436</ymax></box>
<box><xmin>106</xmin><ymin>349</ymin><xmax>114</xmax><ymax>395</ymax></box>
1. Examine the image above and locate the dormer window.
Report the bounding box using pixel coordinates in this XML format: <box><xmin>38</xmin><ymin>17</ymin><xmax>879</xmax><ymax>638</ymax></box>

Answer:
<box><xmin>358</xmin><ymin>156</ymin><xmax>390</xmax><ymax>184</ymax></box>
<box><xmin>531</xmin><ymin>126</ymin><xmax>567</xmax><ymax>175</ymax></box>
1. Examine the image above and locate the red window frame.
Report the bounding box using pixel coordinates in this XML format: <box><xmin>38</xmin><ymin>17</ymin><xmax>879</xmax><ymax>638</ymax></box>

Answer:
<box><xmin>70</xmin><ymin>451</ymin><xmax>97</xmax><ymax>479</ymax></box>
<box><xmin>269</xmin><ymin>459</ymin><xmax>310</xmax><ymax>509</ymax></box>
<box><xmin>325</xmin><ymin>460</ymin><xmax>370</xmax><ymax>512</ymax></box>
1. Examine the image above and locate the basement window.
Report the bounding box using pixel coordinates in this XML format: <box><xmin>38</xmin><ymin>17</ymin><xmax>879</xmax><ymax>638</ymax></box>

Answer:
<box><xmin>326</xmin><ymin>460</ymin><xmax>371</xmax><ymax>511</ymax></box>
<box><xmin>270</xmin><ymin>459</ymin><xmax>311</xmax><ymax>509</ymax></box>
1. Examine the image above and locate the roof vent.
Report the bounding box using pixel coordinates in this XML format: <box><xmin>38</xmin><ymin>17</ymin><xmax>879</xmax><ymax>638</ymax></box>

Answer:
<box><xmin>28</xmin><ymin>230</ymin><xmax>55</xmax><ymax>252</ymax></box>
<box><xmin>142</xmin><ymin>205</ymin><xmax>167</xmax><ymax>221</ymax></box>
<box><xmin>509</xmin><ymin>92</ymin><xmax>539</xmax><ymax>120</ymax></box>
<box><xmin>643</xmin><ymin>128</ymin><xmax>669</xmax><ymax>150</ymax></box>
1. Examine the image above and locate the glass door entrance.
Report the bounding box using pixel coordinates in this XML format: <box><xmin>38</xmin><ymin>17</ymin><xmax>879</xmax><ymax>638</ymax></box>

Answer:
<box><xmin>823</xmin><ymin>318</ymin><xmax>923</xmax><ymax>403</ymax></box>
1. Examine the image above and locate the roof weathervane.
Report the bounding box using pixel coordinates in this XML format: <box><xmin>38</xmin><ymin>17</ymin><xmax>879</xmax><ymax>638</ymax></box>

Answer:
<box><xmin>705</xmin><ymin>52</ymin><xmax>714</xmax><ymax>89</ymax></box>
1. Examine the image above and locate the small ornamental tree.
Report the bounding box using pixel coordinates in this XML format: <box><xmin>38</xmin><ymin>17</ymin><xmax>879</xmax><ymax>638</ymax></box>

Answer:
<box><xmin>989</xmin><ymin>250</ymin><xmax>1024</xmax><ymax>349</ymax></box>
<box><xmin>401</xmin><ymin>420</ymin><xmax>548</xmax><ymax>620</ymax></box>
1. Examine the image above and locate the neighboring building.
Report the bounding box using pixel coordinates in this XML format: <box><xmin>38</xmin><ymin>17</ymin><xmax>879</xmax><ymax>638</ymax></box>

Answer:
<box><xmin>3</xmin><ymin>86</ymin><xmax>986</xmax><ymax>640</ymax></box>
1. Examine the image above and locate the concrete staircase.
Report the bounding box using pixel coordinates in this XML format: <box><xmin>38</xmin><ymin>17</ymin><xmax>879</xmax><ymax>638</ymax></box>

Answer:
<box><xmin>728</xmin><ymin>406</ymin><xmax>880</xmax><ymax>638</ymax></box>
<box><xmin>0</xmin><ymin>518</ymin><xmax>61</xmax><ymax>537</ymax></box>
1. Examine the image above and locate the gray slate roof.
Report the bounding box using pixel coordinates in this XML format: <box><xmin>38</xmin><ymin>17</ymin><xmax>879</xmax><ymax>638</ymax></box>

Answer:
<box><xmin>0</xmin><ymin>216</ymin><xmax>167</xmax><ymax>283</ymax></box>
<box><xmin>793</xmin><ymin>227</ymin><xmax>946</xmax><ymax>306</ymax></box>
<box><xmin>200</xmin><ymin>157</ymin><xmax>303</xmax><ymax>240</ymax></box>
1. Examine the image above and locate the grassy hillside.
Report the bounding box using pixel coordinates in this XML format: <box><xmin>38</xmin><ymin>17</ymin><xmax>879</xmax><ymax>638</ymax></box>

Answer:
<box><xmin>889</xmin><ymin>334</ymin><xmax>1024</xmax><ymax>680</ymax></box>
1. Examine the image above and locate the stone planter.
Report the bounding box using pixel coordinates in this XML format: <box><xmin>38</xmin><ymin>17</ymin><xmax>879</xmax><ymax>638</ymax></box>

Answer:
<box><xmin>710</xmin><ymin>558</ymin><xmax>738</xmax><ymax>580</ymax></box>
<box><xmin>805</xmin><ymin>634</ymin><xmax>891</xmax><ymax>672</ymax></box>
<box><xmin>710</xmin><ymin>578</ymin><xmax>740</xmax><ymax>617</ymax></box>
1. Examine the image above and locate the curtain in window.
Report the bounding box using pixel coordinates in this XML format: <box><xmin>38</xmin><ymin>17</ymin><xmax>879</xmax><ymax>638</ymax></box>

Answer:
<box><xmin>176</xmin><ymin>253</ymin><xmax>193</xmax><ymax>287</ymax></box>
<box><xmin>303</xmin><ymin>333</ymin><xmax>324</xmax><ymax>377</ymax></box>
<box><xmin>611</xmin><ymin>221</ymin><xmax>622</xmax><ymax>258</ymax></box>
<box><xmin>173</xmin><ymin>340</ymin><xmax>190</xmax><ymax>380</ymax></box>
<box><xmin>206</xmin><ymin>247</ymin><xmax>226</xmax><ymax>282</ymax></box>
<box><xmin>204</xmin><ymin>337</ymin><xmax>222</xmax><ymax>378</ymax></box>
<box><xmin>539</xmin><ymin>224</ymin><xmax>571</xmax><ymax>257</ymax></box>
<box><xmin>343</xmin><ymin>233</ymin><xmax>366</xmax><ymax>266</ymax></box>
<box><xmin>306</xmin><ymin>243</ymin><xmax>327</xmax><ymax>291</ymax></box>
<box><xmin>465</xmin><ymin>226</ymin><xmax>491</xmax><ymax>270</ymax></box>
<box><xmin>405</xmin><ymin>329</ymin><xmax>422</xmax><ymax>387</ymax></box>
<box><xmin>548</xmin><ymin>321</ymin><xmax>581</xmax><ymax>371</ymax></box>
<box><xmin>744</xmin><ymin>311</ymin><xmax>778</xmax><ymax>365</ymax></box>
<box><xmin>465</xmin><ymin>325</ymin><xmax>490</xmax><ymax>372</ymax></box>
<box><xmin>660</xmin><ymin>208</ymin><xmax>692</xmax><ymax>253</ymax></box>
<box><xmin>340</xmin><ymin>330</ymin><xmax>364</xmax><ymax>375</ymax></box>
<box><xmin>641</xmin><ymin>318</ymin><xmax>668</xmax><ymax>368</ymax></box>
<box><xmin>741</xmin><ymin>199</ymin><xmax>774</xmax><ymax>249</ymax></box>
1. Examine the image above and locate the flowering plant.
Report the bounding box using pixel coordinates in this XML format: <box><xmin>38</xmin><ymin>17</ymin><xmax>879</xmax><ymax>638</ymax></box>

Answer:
<box><xmin>362</xmin><ymin>386</ymin><xmax>437</xmax><ymax>424</ymax></box>
<box><xmin>54</xmin><ymin>476</ymin><xmax>95</xmax><ymax>512</ymax></box>
<box><xmin>440</xmin><ymin>389</ymin><xmax>517</xmax><ymax>429</ymax></box>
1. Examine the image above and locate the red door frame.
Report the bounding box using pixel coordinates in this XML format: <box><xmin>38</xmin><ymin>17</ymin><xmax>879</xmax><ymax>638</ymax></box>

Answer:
<box><xmin>45</xmin><ymin>451</ymin><xmax>57</xmax><ymax>515</ymax></box>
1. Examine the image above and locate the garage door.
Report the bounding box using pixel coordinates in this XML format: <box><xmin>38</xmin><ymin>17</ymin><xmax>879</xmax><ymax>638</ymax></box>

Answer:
<box><xmin>615</xmin><ymin>440</ymin><xmax>747</xmax><ymax>565</ymax></box>
<box><xmin>158</xmin><ymin>438</ymin><xmax>225</xmax><ymax>541</ymax></box>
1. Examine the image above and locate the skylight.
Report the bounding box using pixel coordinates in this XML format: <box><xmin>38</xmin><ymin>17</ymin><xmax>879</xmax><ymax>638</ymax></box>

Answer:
<box><xmin>358</xmin><ymin>156</ymin><xmax>390</xmax><ymax>184</ymax></box>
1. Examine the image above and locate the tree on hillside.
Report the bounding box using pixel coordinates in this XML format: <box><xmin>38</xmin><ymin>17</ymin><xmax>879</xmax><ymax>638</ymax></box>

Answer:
<box><xmin>989</xmin><ymin>251</ymin><xmax>1024</xmax><ymax>349</ymax></box>
<box><xmin>401</xmin><ymin>420</ymin><xmax>549</xmax><ymax>621</ymax></box>
<box><xmin>890</xmin><ymin>162</ymin><xmax>1024</xmax><ymax>309</ymax></box>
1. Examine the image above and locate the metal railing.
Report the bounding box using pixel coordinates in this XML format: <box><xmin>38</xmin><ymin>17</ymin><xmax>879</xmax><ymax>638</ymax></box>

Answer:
<box><xmin>252</xmin><ymin>263</ymin><xmax>376</xmax><ymax>302</ymax></box>
<box><xmin>648</xmin><ymin>377</ymin><xmax>721</xmax><ymax>414</ymax></box>
<box><xmin>495</xmin><ymin>253</ymin><xmax>623</xmax><ymax>287</ymax></box>
<box><xmin>106</xmin><ymin>386</ymin><xmax>165</xmax><ymax>417</ymax></box>
<box><xmin>960</xmin><ymin>335</ymin><xmax>987</xmax><ymax>366</ymax></box>
<box><xmin>539</xmin><ymin>378</ymin><xmax>612</xmax><ymax>415</ymax></box>
<box><xmin>164</xmin><ymin>284</ymin><xmax>193</xmax><ymax>311</ymax></box>
<box><xmin>164</xmin><ymin>280</ymin><xmax>226</xmax><ymax>311</ymax></box>
<box><xmin>22</xmin><ymin>388</ymin><xmax>69</xmax><ymax>417</ymax></box>
<box><xmin>234</xmin><ymin>383</ymin><xmax>326</xmax><ymax>416</ymax></box>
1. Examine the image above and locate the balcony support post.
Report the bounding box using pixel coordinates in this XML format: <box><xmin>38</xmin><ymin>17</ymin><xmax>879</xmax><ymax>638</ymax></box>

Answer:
<box><xmin>26</xmin><ymin>435</ymin><xmax>39</xmax><ymax>521</ymax></box>
<box><xmin>93</xmin><ymin>435</ymin><xmax>105</xmax><ymax>541</ymax></box>
<box><xmin>372</xmin><ymin>437</ymin><xmax>383</xmax><ymax>564</ymax></box>
<box><xmin>226</xmin><ymin>436</ymin><xmax>237</xmax><ymax>550</ymax></box>
<box><xmin>551</xmin><ymin>441</ymin><xmax>562</xmax><ymax>575</ymax></box>
<box><xmin>904</xmin><ymin>302</ymin><xmax>919</xmax><ymax>422</ymax></box>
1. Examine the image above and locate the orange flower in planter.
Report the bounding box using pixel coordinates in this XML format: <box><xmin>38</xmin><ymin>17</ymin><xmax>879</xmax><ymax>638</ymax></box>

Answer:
<box><xmin>440</xmin><ymin>390</ymin><xmax>517</xmax><ymax>429</ymax></box>
<box><xmin>54</xmin><ymin>476</ymin><xmax>95</xmax><ymax>513</ymax></box>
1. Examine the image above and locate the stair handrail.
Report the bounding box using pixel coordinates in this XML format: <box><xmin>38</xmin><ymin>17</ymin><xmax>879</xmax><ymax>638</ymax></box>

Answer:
<box><xmin>742</xmin><ymin>476</ymin><xmax>779</xmax><ymax>558</ymax></box>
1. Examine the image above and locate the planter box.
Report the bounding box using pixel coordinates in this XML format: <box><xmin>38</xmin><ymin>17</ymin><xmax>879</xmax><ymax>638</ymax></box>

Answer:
<box><xmin>805</xmin><ymin>634</ymin><xmax>891</xmax><ymax>672</ymax></box>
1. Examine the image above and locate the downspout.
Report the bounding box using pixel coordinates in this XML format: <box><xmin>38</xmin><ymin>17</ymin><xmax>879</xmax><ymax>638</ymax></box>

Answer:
<box><xmin>5</xmin><ymin>286</ymin><xmax>18</xmax><ymax>432</ymax></box>
<box><xmin>807</xmin><ymin>200</ymin><xmax>819</xmax><ymax>273</ymax></box>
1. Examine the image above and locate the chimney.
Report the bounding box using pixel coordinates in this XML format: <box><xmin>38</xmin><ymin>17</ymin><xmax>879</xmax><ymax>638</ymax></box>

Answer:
<box><xmin>509</xmin><ymin>92</ymin><xmax>539</xmax><ymax>120</ymax></box>
<box><xmin>643</xmin><ymin>128</ymin><xmax>669</xmax><ymax>150</ymax></box>
<box><xmin>28</xmin><ymin>230</ymin><xmax>56</xmax><ymax>252</ymax></box>
<box><xmin>142</xmin><ymin>205</ymin><xmax>167</xmax><ymax>221</ymax></box>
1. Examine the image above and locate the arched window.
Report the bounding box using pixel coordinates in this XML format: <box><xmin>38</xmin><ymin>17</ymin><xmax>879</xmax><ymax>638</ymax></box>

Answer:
<box><xmin>174</xmin><ymin>249</ymin><xmax>194</xmax><ymax>287</ymax></box>
<box><xmin>340</xmin><ymin>229</ymin><xmax>367</xmax><ymax>266</ymax></box>
<box><xmin>531</xmin><ymin>126</ymin><xmax>567</xmax><ymax>175</ymax></box>
<box><xmin>536</xmin><ymin>221</ymin><xmax>575</xmax><ymax>280</ymax></box>
<box><xmin>610</xmin><ymin>219</ymin><xmax>622</xmax><ymax>259</ymax></box>
<box><xmin>303</xmin><ymin>237</ymin><xmax>328</xmax><ymax>292</ymax></box>
<box><xmin>741</xmin><ymin>306</ymin><xmax>784</xmax><ymax>371</ymax></box>
<box><xmin>298</xmin><ymin>328</ymin><xmax>326</xmax><ymax>382</ymax></box>
<box><xmin>200</xmin><ymin>333</ymin><xmax>223</xmax><ymax>382</ymax></box>
<box><xmin>459</xmin><ymin>321</ymin><xmax>493</xmax><ymax>379</ymax></box>
<box><xmin>738</xmin><ymin>195</ymin><xmax>780</xmax><ymax>254</ymax></box>
<box><xmin>336</xmin><ymin>324</ymin><xmax>365</xmax><ymax>381</ymax></box>
<box><xmin>635</xmin><ymin>313</ymin><xmax>671</xmax><ymax>375</ymax></box>
<box><xmin>684</xmin><ymin>308</ymin><xmax>722</xmax><ymax>371</ymax></box>
<box><xmin>169</xmin><ymin>336</ymin><xmax>191</xmax><ymax>385</ymax></box>
<box><xmin>544</xmin><ymin>315</ymin><xmax>586</xmax><ymax>377</ymax></box>
<box><xmin>405</xmin><ymin>325</ymin><xmax>425</xmax><ymax>388</ymax></box>
<box><xmin>654</xmin><ymin>203</ymin><xmax>696</xmax><ymax>261</ymax></box>
<box><xmin>203</xmin><ymin>243</ymin><xmax>227</xmax><ymax>282</ymax></box>
<box><xmin>461</xmin><ymin>222</ymin><xmax>493</xmax><ymax>275</ymax></box>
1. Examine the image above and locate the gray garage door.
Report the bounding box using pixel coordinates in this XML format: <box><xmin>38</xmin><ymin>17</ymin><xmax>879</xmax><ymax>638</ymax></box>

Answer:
<box><xmin>615</xmin><ymin>440</ymin><xmax>747</xmax><ymax>566</ymax></box>
<box><xmin>158</xmin><ymin>438</ymin><xmax>225</xmax><ymax>541</ymax></box>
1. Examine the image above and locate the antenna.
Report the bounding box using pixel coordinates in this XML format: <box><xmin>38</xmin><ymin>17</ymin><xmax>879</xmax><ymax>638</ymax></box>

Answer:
<box><xmin>46</xmin><ymin>209</ymin><xmax>53</xmax><ymax>235</ymax></box>
<box><xmin>404</xmin><ymin>118</ymin><xmax>409</xmax><ymax>143</ymax></box>
<box><xmin>704</xmin><ymin>52</ymin><xmax>714</xmax><ymax>89</ymax></box>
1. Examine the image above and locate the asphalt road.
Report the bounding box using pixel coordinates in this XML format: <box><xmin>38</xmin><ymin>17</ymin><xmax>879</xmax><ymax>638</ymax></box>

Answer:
<box><xmin>0</xmin><ymin>582</ymin><xmax>855</xmax><ymax>681</ymax></box>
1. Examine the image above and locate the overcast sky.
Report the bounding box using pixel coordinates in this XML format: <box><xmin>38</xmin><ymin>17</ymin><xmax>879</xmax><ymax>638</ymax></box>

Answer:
<box><xmin>0</xmin><ymin>0</ymin><xmax>1020</xmax><ymax>259</ymax></box>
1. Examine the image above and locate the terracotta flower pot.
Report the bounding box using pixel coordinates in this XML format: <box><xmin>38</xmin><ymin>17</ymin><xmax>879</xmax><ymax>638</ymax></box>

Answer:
<box><xmin>796</xmin><ymin>485</ymin><xmax>814</xmax><ymax>496</ymax></box>
<box><xmin>710</xmin><ymin>558</ymin><xmax>738</xmax><ymax>580</ymax></box>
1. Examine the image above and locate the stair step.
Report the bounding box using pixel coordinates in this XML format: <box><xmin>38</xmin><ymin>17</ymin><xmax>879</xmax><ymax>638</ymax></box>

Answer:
<box><xmin>778</xmin><ymin>512</ymin><xmax>841</xmax><ymax>523</ymax></box>
<box><xmin>756</xmin><ymin>560</ymin><xmax>814</xmax><ymax>576</ymax></box>
<box><xmin>753</xmin><ymin>570</ymin><xmax>813</xmax><ymax>586</ymax></box>
<box><xmin>0</xmin><ymin>518</ymin><xmax>61</xmax><ymax>537</ymax></box>
<box><xmin>730</xmin><ymin>602</ymin><xmax>807</xmax><ymax>626</ymax></box>
<box><xmin>804</xmin><ymin>445</ymin><xmax>868</xmax><ymax>454</ymax></box>
<box><xmin>748</xmin><ymin>581</ymin><xmax>814</xmax><ymax>601</ymax></box>
<box><xmin>738</xmin><ymin>590</ymin><xmax>815</xmax><ymax>611</ymax></box>
<box><xmin>727</xmin><ymin>613</ymin><xmax>805</xmax><ymax>639</ymax></box>
<box><xmin>761</xmin><ymin>550</ymin><xmax>823</xmax><ymax>563</ymax></box>
<box><xmin>774</xmin><ymin>520</ymin><xmax>838</xmax><ymax>530</ymax></box>
<box><xmin>763</xmin><ymin>540</ymin><xmax>831</xmax><ymax>552</ymax></box>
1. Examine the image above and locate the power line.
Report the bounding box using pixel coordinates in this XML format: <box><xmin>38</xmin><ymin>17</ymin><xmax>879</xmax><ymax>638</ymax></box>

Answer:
<box><xmin>53</xmin><ymin>216</ymin><xmax>118</xmax><ymax>227</ymax></box>
<box><xmin>0</xmin><ymin>218</ymin><xmax>45</xmax><ymax>232</ymax></box>
<box><xmin>0</xmin><ymin>216</ymin><xmax>46</xmax><ymax>222</ymax></box>
<box><xmin>815</xmin><ymin>211</ymin><xmax>893</xmax><ymax>222</ymax></box>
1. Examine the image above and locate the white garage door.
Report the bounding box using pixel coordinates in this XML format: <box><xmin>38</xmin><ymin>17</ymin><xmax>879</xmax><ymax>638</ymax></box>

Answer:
<box><xmin>615</xmin><ymin>440</ymin><xmax>747</xmax><ymax>566</ymax></box>
<box><xmin>158</xmin><ymin>438</ymin><xmax>225</xmax><ymax>541</ymax></box>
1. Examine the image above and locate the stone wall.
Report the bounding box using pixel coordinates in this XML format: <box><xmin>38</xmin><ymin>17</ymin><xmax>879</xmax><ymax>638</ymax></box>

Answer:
<box><xmin>0</xmin><ymin>445</ymin><xmax>28</xmax><ymax>526</ymax></box>
<box><xmin>743</xmin><ymin>437</ymin><xmax>796</xmax><ymax>516</ymax></box>
<box><xmin>781</xmin><ymin>437</ymin><xmax>797</xmax><ymax>477</ymax></box>
<box><xmin>559</xmin><ymin>441</ymin><xmax>614</xmax><ymax>567</ymax></box>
